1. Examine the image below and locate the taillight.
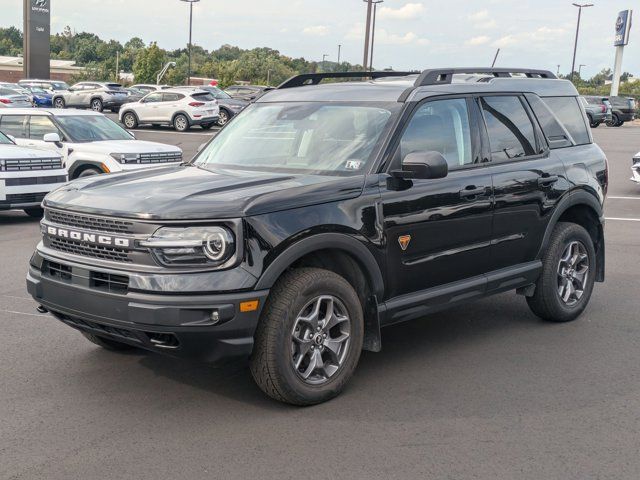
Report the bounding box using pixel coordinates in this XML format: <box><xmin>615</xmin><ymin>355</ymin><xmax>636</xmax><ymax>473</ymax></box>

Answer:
<box><xmin>0</xmin><ymin>98</ymin><xmax>12</xmax><ymax>104</ymax></box>
<box><xmin>600</xmin><ymin>104</ymin><xmax>606</xmax><ymax>113</ymax></box>
<box><xmin>189</xmin><ymin>102</ymin><xmax>205</xmax><ymax>107</ymax></box>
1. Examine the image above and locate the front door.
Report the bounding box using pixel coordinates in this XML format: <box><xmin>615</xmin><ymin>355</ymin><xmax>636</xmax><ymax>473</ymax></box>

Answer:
<box><xmin>380</xmin><ymin>97</ymin><xmax>494</xmax><ymax>300</ymax></box>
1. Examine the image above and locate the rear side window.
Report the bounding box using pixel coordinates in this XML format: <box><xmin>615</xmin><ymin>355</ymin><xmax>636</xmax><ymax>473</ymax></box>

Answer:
<box><xmin>480</xmin><ymin>96</ymin><xmax>538</xmax><ymax>161</ymax></box>
<box><xmin>524</xmin><ymin>94</ymin><xmax>572</xmax><ymax>149</ymax></box>
<box><xmin>191</xmin><ymin>93</ymin><xmax>215</xmax><ymax>102</ymax></box>
<box><xmin>542</xmin><ymin>97</ymin><xmax>590</xmax><ymax>146</ymax></box>
<box><xmin>0</xmin><ymin>115</ymin><xmax>27</xmax><ymax>138</ymax></box>
<box><xmin>163</xmin><ymin>93</ymin><xmax>184</xmax><ymax>102</ymax></box>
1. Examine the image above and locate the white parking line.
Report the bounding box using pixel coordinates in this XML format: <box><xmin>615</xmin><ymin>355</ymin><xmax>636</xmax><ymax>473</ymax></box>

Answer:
<box><xmin>605</xmin><ymin>217</ymin><xmax>640</xmax><ymax>222</ymax></box>
<box><xmin>6</xmin><ymin>310</ymin><xmax>47</xmax><ymax>318</ymax></box>
<box><xmin>608</xmin><ymin>196</ymin><xmax>640</xmax><ymax>200</ymax></box>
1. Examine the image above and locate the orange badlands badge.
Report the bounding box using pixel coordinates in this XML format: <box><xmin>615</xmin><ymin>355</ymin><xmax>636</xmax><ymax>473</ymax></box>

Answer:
<box><xmin>398</xmin><ymin>235</ymin><xmax>411</xmax><ymax>251</ymax></box>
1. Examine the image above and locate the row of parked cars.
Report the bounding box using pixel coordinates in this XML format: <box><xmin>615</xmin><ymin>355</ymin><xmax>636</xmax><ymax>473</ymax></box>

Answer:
<box><xmin>0</xmin><ymin>107</ymin><xmax>183</xmax><ymax>216</ymax></box>
<box><xmin>581</xmin><ymin>95</ymin><xmax>637</xmax><ymax>128</ymax></box>
<box><xmin>0</xmin><ymin>79</ymin><xmax>273</xmax><ymax>131</ymax></box>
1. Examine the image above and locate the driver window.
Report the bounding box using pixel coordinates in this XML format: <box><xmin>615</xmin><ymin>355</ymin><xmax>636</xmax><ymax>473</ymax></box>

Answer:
<box><xmin>144</xmin><ymin>93</ymin><xmax>163</xmax><ymax>103</ymax></box>
<box><xmin>399</xmin><ymin>98</ymin><xmax>473</xmax><ymax>169</ymax></box>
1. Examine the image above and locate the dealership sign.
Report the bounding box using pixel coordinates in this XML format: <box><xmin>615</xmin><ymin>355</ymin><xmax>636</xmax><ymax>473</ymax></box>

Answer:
<box><xmin>23</xmin><ymin>0</ymin><xmax>51</xmax><ymax>79</ymax></box>
<box><xmin>614</xmin><ymin>10</ymin><xmax>632</xmax><ymax>47</ymax></box>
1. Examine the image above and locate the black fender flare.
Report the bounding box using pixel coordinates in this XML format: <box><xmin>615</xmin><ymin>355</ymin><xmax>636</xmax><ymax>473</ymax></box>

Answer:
<box><xmin>254</xmin><ymin>233</ymin><xmax>385</xmax><ymax>299</ymax></box>
<box><xmin>68</xmin><ymin>160</ymin><xmax>107</xmax><ymax>179</ymax></box>
<box><xmin>537</xmin><ymin>189</ymin><xmax>605</xmax><ymax>280</ymax></box>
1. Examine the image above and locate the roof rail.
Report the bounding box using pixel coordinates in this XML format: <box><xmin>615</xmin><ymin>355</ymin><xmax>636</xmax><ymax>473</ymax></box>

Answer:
<box><xmin>413</xmin><ymin>68</ymin><xmax>557</xmax><ymax>87</ymax></box>
<box><xmin>277</xmin><ymin>71</ymin><xmax>418</xmax><ymax>89</ymax></box>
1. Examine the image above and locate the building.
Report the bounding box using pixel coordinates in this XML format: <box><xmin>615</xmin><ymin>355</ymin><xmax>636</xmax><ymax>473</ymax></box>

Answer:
<box><xmin>0</xmin><ymin>56</ymin><xmax>84</xmax><ymax>82</ymax></box>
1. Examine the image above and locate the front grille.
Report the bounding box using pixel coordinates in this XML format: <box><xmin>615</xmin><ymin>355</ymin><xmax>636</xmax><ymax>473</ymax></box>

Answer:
<box><xmin>50</xmin><ymin>237</ymin><xmax>132</xmax><ymax>263</ymax></box>
<box><xmin>2</xmin><ymin>157</ymin><xmax>63</xmax><ymax>171</ymax></box>
<box><xmin>90</xmin><ymin>271</ymin><xmax>129</xmax><ymax>293</ymax></box>
<box><xmin>47</xmin><ymin>209</ymin><xmax>135</xmax><ymax>234</ymax></box>
<box><xmin>5</xmin><ymin>192</ymin><xmax>47</xmax><ymax>204</ymax></box>
<box><xmin>44</xmin><ymin>260</ymin><xmax>72</xmax><ymax>281</ymax></box>
<box><xmin>138</xmin><ymin>151</ymin><xmax>182</xmax><ymax>164</ymax></box>
<box><xmin>5</xmin><ymin>175</ymin><xmax>66</xmax><ymax>187</ymax></box>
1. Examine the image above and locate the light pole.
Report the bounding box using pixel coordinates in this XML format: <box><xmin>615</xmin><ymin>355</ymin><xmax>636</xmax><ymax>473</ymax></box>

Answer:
<box><xmin>337</xmin><ymin>44</ymin><xmax>342</xmax><ymax>65</ymax></box>
<box><xmin>369</xmin><ymin>0</ymin><xmax>383</xmax><ymax>71</ymax></box>
<box><xmin>557</xmin><ymin>64</ymin><xmax>561</xmax><ymax>76</ymax></box>
<box><xmin>570</xmin><ymin>3</ymin><xmax>593</xmax><ymax>82</ymax></box>
<box><xmin>322</xmin><ymin>54</ymin><xmax>329</xmax><ymax>71</ymax></box>
<box><xmin>578</xmin><ymin>64</ymin><xmax>586</xmax><ymax>78</ymax></box>
<box><xmin>362</xmin><ymin>0</ymin><xmax>373</xmax><ymax>70</ymax></box>
<box><xmin>180</xmin><ymin>0</ymin><xmax>200</xmax><ymax>86</ymax></box>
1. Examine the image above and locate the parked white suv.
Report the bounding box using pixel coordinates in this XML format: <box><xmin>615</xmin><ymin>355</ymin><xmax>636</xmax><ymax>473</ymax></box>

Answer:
<box><xmin>0</xmin><ymin>130</ymin><xmax>67</xmax><ymax>217</ymax></box>
<box><xmin>0</xmin><ymin>109</ymin><xmax>183</xmax><ymax>179</ymax></box>
<box><xmin>119</xmin><ymin>88</ymin><xmax>220</xmax><ymax>132</ymax></box>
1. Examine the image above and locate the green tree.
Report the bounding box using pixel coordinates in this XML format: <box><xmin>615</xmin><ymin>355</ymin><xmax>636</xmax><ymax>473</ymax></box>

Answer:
<box><xmin>133</xmin><ymin>42</ymin><xmax>166</xmax><ymax>84</ymax></box>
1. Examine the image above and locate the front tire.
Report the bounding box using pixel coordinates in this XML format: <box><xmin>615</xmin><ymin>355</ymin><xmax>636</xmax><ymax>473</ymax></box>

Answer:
<box><xmin>527</xmin><ymin>222</ymin><xmax>596</xmax><ymax>323</ymax></box>
<box><xmin>250</xmin><ymin>268</ymin><xmax>364</xmax><ymax>405</ymax></box>
<box><xmin>53</xmin><ymin>97</ymin><xmax>65</xmax><ymax>109</ymax></box>
<box><xmin>217</xmin><ymin>109</ymin><xmax>230</xmax><ymax>126</ymax></box>
<box><xmin>173</xmin><ymin>114</ymin><xmax>190</xmax><ymax>132</ymax></box>
<box><xmin>76</xmin><ymin>166</ymin><xmax>102</xmax><ymax>179</ymax></box>
<box><xmin>606</xmin><ymin>113</ymin><xmax>619</xmax><ymax>127</ymax></box>
<box><xmin>81</xmin><ymin>332</ymin><xmax>136</xmax><ymax>351</ymax></box>
<box><xmin>90</xmin><ymin>98</ymin><xmax>103</xmax><ymax>112</ymax></box>
<box><xmin>122</xmin><ymin>111</ymin><xmax>138</xmax><ymax>129</ymax></box>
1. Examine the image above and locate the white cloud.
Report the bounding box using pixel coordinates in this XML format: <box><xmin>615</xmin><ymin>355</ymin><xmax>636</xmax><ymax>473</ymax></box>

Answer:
<box><xmin>346</xmin><ymin>23</ymin><xmax>428</xmax><ymax>46</ymax></box>
<box><xmin>465</xmin><ymin>35</ymin><xmax>491</xmax><ymax>46</ymax></box>
<box><xmin>378</xmin><ymin>3</ymin><xmax>425</xmax><ymax>20</ymax></box>
<box><xmin>302</xmin><ymin>25</ymin><xmax>329</xmax><ymax>36</ymax></box>
<box><xmin>491</xmin><ymin>26</ymin><xmax>567</xmax><ymax>48</ymax></box>
<box><xmin>468</xmin><ymin>10</ymin><xmax>497</xmax><ymax>29</ymax></box>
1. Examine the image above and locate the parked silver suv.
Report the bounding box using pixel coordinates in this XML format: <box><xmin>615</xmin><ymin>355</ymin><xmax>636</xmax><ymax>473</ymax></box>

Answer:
<box><xmin>52</xmin><ymin>82</ymin><xmax>129</xmax><ymax>113</ymax></box>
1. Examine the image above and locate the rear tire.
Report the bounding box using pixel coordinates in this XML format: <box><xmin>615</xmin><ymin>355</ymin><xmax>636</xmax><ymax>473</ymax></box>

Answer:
<box><xmin>173</xmin><ymin>114</ymin><xmax>190</xmax><ymax>132</ymax></box>
<box><xmin>217</xmin><ymin>109</ymin><xmax>230</xmax><ymax>127</ymax></box>
<box><xmin>250</xmin><ymin>268</ymin><xmax>364</xmax><ymax>405</ymax></box>
<box><xmin>53</xmin><ymin>97</ymin><xmax>65</xmax><ymax>109</ymax></box>
<box><xmin>527</xmin><ymin>222</ymin><xmax>596</xmax><ymax>323</ymax></box>
<box><xmin>81</xmin><ymin>332</ymin><xmax>136</xmax><ymax>351</ymax></box>
<box><xmin>23</xmin><ymin>207</ymin><xmax>44</xmax><ymax>218</ymax></box>
<box><xmin>606</xmin><ymin>113</ymin><xmax>619</xmax><ymax>127</ymax></box>
<box><xmin>122</xmin><ymin>111</ymin><xmax>138</xmax><ymax>129</ymax></box>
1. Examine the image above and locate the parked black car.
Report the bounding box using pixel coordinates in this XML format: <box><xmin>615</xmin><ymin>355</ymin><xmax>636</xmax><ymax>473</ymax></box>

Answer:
<box><xmin>224</xmin><ymin>84</ymin><xmax>272</xmax><ymax>101</ymax></box>
<box><xmin>28</xmin><ymin>68</ymin><xmax>607</xmax><ymax>405</ymax></box>
<box><xmin>602</xmin><ymin>96</ymin><xmax>636</xmax><ymax>127</ymax></box>
<box><xmin>580</xmin><ymin>96</ymin><xmax>612</xmax><ymax>128</ymax></box>
<box><xmin>123</xmin><ymin>87</ymin><xmax>146</xmax><ymax>104</ymax></box>
<box><xmin>197</xmin><ymin>86</ymin><xmax>248</xmax><ymax>125</ymax></box>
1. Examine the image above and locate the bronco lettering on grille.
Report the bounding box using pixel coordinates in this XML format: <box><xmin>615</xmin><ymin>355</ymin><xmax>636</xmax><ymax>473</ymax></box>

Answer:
<box><xmin>46</xmin><ymin>226</ymin><xmax>130</xmax><ymax>248</ymax></box>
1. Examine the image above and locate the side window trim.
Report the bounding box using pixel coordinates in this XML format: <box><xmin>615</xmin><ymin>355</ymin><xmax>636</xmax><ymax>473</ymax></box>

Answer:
<box><xmin>477</xmin><ymin>93</ymin><xmax>547</xmax><ymax>165</ymax></box>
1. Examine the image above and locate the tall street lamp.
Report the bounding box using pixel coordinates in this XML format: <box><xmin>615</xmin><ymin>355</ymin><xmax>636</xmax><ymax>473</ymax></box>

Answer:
<box><xmin>570</xmin><ymin>3</ymin><xmax>593</xmax><ymax>82</ymax></box>
<box><xmin>180</xmin><ymin>0</ymin><xmax>200</xmax><ymax>86</ymax></box>
<box><xmin>322</xmin><ymin>54</ymin><xmax>329</xmax><ymax>71</ymax></box>
<box><xmin>369</xmin><ymin>0</ymin><xmax>383</xmax><ymax>71</ymax></box>
<box><xmin>578</xmin><ymin>64</ymin><xmax>586</xmax><ymax>78</ymax></box>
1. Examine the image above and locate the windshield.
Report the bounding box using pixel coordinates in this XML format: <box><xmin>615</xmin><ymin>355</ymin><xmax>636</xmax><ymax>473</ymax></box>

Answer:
<box><xmin>195</xmin><ymin>102</ymin><xmax>399</xmax><ymax>176</ymax></box>
<box><xmin>0</xmin><ymin>131</ymin><xmax>14</xmax><ymax>144</ymax></box>
<box><xmin>56</xmin><ymin>115</ymin><xmax>133</xmax><ymax>142</ymax></box>
<box><xmin>204</xmin><ymin>87</ymin><xmax>231</xmax><ymax>99</ymax></box>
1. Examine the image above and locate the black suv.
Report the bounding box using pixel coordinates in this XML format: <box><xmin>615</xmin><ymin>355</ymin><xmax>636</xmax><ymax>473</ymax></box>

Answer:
<box><xmin>27</xmin><ymin>68</ymin><xmax>608</xmax><ymax>405</ymax></box>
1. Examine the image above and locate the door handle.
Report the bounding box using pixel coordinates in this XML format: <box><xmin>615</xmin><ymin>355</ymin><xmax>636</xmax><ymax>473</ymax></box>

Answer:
<box><xmin>459</xmin><ymin>186</ymin><xmax>486</xmax><ymax>198</ymax></box>
<box><xmin>538</xmin><ymin>175</ymin><xmax>559</xmax><ymax>187</ymax></box>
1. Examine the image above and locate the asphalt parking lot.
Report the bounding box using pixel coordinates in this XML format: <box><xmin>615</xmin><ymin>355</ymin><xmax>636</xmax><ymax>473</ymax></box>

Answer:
<box><xmin>1</xmin><ymin>124</ymin><xmax>639</xmax><ymax>479</ymax></box>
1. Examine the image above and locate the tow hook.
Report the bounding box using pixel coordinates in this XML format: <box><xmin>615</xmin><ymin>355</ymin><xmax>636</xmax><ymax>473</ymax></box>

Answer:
<box><xmin>36</xmin><ymin>305</ymin><xmax>48</xmax><ymax>314</ymax></box>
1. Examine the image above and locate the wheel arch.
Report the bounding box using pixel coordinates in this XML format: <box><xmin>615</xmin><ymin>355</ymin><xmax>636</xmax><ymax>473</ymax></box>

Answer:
<box><xmin>171</xmin><ymin>111</ymin><xmax>191</xmax><ymax>126</ymax></box>
<box><xmin>254</xmin><ymin>233</ymin><xmax>385</xmax><ymax>352</ymax></box>
<box><xmin>538</xmin><ymin>190</ymin><xmax>605</xmax><ymax>282</ymax></box>
<box><xmin>69</xmin><ymin>160</ymin><xmax>108</xmax><ymax>179</ymax></box>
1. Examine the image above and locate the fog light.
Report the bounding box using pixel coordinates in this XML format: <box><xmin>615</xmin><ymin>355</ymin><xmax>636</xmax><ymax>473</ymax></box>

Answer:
<box><xmin>210</xmin><ymin>310</ymin><xmax>220</xmax><ymax>324</ymax></box>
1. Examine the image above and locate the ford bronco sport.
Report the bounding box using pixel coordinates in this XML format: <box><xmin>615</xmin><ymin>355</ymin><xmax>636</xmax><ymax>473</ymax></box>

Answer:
<box><xmin>27</xmin><ymin>68</ymin><xmax>607</xmax><ymax>405</ymax></box>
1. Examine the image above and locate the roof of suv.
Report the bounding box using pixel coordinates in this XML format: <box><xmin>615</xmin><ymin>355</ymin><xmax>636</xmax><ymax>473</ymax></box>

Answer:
<box><xmin>258</xmin><ymin>69</ymin><xmax>579</xmax><ymax>103</ymax></box>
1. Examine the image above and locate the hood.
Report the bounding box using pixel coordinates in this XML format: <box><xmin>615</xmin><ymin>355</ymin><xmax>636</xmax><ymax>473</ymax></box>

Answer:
<box><xmin>44</xmin><ymin>165</ymin><xmax>365</xmax><ymax>220</ymax></box>
<box><xmin>67</xmin><ymin>139</ymin><xmax>182</xmax><ymax>155</ymax></box>
<box><xmin>0</xmin><ymin>144</ymin><xmax>62</xmax><ymax>160</ymax></box>
<box><xmin>219</xmin><ymin>98</ymin><xmax>249</xmax><ymax>108</ymax></box>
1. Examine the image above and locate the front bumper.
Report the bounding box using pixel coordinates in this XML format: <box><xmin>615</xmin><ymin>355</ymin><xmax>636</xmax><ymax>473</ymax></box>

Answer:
<box><xmin>27</xmin><ymin>253</ymin><xmax>269</xmax><ymax>364</ymax></box>
<box><xmin>102</xmin><ymin>96</ymin><xmax>129</xmax><ymax>108</ymax></box>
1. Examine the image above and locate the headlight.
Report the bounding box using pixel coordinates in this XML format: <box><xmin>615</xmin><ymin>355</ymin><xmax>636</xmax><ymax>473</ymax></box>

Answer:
<box><xmin>110</xmin><ymin>153</ymin><xmax>140</xmax><ymax>164</ymax></box>
<box><xmin>140</xmin><ymin>226</ymin><xmax>235</xmax><ymax>267</ymax></box>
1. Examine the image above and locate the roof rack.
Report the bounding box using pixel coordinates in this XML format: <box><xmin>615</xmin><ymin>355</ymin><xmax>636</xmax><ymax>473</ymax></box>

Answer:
<box><xmin>413</xmin><ymin>68</ymin><xmax>557</xmax><ymax>87</ymax></box>
<box><xmin>277</xmin><ymin>71</ymin><xmax>418</xmax><ymax>89</ymax></box>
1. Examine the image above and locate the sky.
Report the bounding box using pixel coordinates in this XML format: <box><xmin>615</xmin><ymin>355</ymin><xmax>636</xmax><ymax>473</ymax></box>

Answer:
<box><xmin>2</xmin><ymin>0</ymin><xmax>638</xmax><ymax>78</ymax></box>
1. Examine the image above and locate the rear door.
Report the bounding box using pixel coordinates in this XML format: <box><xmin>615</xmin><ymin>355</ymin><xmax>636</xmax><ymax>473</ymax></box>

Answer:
<box><xmin>158</xmin><ymin>93</ymin><xmax>184</xmax><ymax>120</ymax></box>
<box><xmin>479</xmin><ymin>94</ymin><xmax>568</xmax><ymax>280</ymax></box>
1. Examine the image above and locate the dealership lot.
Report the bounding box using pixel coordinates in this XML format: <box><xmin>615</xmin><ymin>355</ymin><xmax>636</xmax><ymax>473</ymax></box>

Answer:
<box><xmin>1</xmin><ymin>125</ymin><xmax>639</xmax><ymax>478</ymax></box>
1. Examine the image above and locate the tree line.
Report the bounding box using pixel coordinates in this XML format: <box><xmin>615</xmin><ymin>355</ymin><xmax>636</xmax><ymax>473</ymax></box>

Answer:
<box><xmin>0</xmin><ymin>26</ymin><xmax>364</xmax><ymax>88</ymax></box>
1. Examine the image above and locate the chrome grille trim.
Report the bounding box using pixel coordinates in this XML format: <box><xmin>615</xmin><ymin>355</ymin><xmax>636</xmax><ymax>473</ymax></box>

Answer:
<box><xmin>138</xmin><ymin>151</ymin><xmax>182</xmax><ymax>164</ymax></box>
<box><xmin>2</xmin><ymin>157</ymin><xmax>63</xmax><ymax>171</ymax></box>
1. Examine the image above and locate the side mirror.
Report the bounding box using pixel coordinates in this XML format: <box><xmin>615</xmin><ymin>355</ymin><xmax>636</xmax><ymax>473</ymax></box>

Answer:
<box><xmin>398</xmin><ymin>151</ymin><xmax>449</xmax><ymax>180</ymax></box>
<box><xmin>43</xmin><ymin>132</ymin><xmax>62</xmax><ymax>145</ymax></box>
